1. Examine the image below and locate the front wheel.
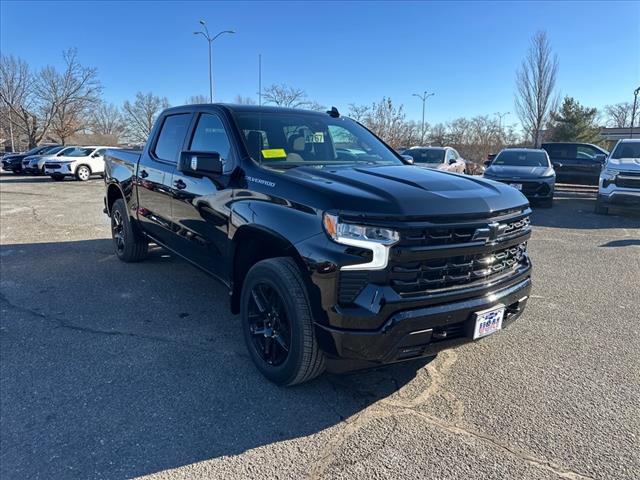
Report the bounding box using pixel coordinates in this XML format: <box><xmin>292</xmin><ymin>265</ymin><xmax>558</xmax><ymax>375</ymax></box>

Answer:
<box><xmin>76</xmin><ymin>165</ymin><xmax>91</xmax><ymax>181</ymax></box>
<box><xmin>110</xmin><ymin>198</ymin><xmax>148</xmax><ymax>262</ymax></box>
<box><xmin>595</xmin><ymin>199</ymin><xmax>608</xmax><ymax>215</ymax></box>
<box><xmin>241</xmin><ymin>257</ymin><xmax>325</xmax><ymax>386</ymax></box>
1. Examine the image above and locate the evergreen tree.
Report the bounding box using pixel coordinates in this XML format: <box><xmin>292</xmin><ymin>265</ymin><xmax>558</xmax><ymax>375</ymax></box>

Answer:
<box><xmin>549</xmin><ymin>96</ymin><xmax>601</xmax><ymax>143</ymax></box>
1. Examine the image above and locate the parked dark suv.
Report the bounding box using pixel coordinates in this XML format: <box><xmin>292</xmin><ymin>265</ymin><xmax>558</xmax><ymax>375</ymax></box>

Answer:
<box><xmin>542</xmin><ymin>142</ymin><xmax>608</xmax><ymax>185</ymax></box>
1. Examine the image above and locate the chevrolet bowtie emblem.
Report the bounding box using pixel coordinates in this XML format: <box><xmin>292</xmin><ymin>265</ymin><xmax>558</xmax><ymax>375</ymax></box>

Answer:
<box><xmin>472</xmin><ymin>222</ymin><xmax>508</xmax><ymax>243</ymax></box>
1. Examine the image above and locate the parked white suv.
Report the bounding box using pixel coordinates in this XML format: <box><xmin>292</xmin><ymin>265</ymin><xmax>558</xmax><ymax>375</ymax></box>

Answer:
<box><xmin>43</xmin><ymin>146</ymin><xmax>115</xmax><ymax>181</ymax></box>
<box><xmin>596</xmin><ymin>138</ymin><xmax>640</xmax><ymax>214</ymax></box>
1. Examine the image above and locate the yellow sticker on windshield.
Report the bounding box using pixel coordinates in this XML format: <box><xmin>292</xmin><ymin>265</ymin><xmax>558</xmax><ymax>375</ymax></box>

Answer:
<box><xmin>261</xmin><ymin>148</ymin><xmax>287</xmax><ymax>159</ymax></box>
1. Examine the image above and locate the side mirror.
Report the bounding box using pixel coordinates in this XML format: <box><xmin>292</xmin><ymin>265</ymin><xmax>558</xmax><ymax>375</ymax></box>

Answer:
<box><xmin>179</xmin><ymin>150</ymin><xmax>223</xmax><ymax>176</ymax></box>
<box><xmin>553</xmin><ymin>162</ymin><xmax>563</xmax><ymax>168</ymax></box>
<box><xmin>92</xmin><ymin>153</ymin><xmax>100</xmax><ymax>158</ymax></box>
<box><xmin>401</xmin><ymin>154</ymin><xmax>414</xmax><ymax>164</ymax></box>
<box><xmin>594</xmin><ymin>154</ymin><xmax>606</xmax><ymax>163</ymax></box>
<box><xmin>483</xmin><ymin>160</ymin><xmax>492</xmax><ymax>167</ymax></box>
<box><xmin>449</xmin><ymin>158</ymin><xmax>456</xmax><ymax>165</ymax></box>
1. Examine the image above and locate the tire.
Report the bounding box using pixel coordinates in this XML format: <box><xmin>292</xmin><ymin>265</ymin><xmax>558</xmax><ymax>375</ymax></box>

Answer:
<box><xmin>241</xmin><ymin>257</ymin><xmax>325</xmax><ymax>386</ymax></box>
<box><xmin>595</xmin><ymin>199</ymin><xmax>608</xmax><ymax>215</ymax></box>
<box><xmin>110</xmin><ymin>198</ymin><xmax>148</xmax><ymax>262</ymax></box>
<box><xmin>76</xmin><ymin>165</ymin><xmax>91</xmax><ymax>181</ymax></box>
<box><xmin>51</xmin><ymin>174</ymin><xmax>64</xmax><ymax>181</ymax></box>
<box><xmin>539</xmin><ymin>197</ymin><xmax>554</xmax><ymax>208</ymax></box>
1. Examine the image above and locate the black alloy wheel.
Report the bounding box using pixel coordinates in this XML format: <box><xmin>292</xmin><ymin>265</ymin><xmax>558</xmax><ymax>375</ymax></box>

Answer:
<box><xmin>111</xmin><ymin>209</ymin><xmax>126</xmax><ymax>256</ymax></box>
<box><xmin>247</xmin><ymin>282</ymin><xmax>292</xmax><ymax>366</ymax></box>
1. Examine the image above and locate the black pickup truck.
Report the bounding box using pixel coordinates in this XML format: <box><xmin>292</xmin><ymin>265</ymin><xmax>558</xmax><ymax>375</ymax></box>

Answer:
<box><xmin>104</xmin><ymin>104</ymin><xmax>532</xmax><ymax>385</ymax></box>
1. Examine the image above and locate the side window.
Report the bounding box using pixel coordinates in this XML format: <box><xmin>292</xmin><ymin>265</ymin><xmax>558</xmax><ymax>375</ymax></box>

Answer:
<box><xmin>577</xmin><ymin>145</ymin><xmax>599</xmax><ymax>160</ymax></box>
<box><xmin>94</xmin><ymin>149</ymin><xmax>106</xmax><ymax>157</ymax></box>
<box><xmin>154</xmin><ymin>113</ymin><xmax>191</xmax><ymax>163</ymax></box>
<box><xmin>450</xmin><ymin>149</ymin><xmax>459</xmax><ymax>160</ymax></box>
<box><xmin>190</xmin><ymin>113</ymin><xmax>231</xmax><ymax>161</ymax></box>
<box><xmin>546</xmin><ymin>144</ymin><xmax>577</xmax><ymax>159</ymax></box>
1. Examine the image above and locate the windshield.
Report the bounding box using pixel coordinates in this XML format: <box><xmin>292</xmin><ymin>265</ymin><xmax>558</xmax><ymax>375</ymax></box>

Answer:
<box><xmin>234</xmin><ymin>111</ymin><xmax>403</xmax><ymax>170</ymax></box>
<box><xmin>43</xmin><ymin>146</ymin><xmax>64</xmax><ymax>155</ymax></box>
<box><xmin>61</xmin><ymin>147</ymin><xmax>95</xmax><ymax>157</ymax></box>
<box><xmin>26</xmin><ymin>145</ymin><xmax>53</xmax><ymax>156</ymax></box>
<box><xmin>493</xmin><ymin>150</ymin><xmax>549</xmax><ymax>167</ymax></box>
<box><xmin>403</xmin><ymin>148</ymin><xmax>445</xmax><ymax>164</ymax></box>
<box><xmin>611</xmin><ymin>142</ymin><xmax>640</xmax><ymax>159</ymax></box>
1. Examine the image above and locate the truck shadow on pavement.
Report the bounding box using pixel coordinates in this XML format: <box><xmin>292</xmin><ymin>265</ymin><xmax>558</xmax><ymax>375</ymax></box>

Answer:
<box><xmin>0</xmin><ymin>239</ymin><xmax>430</xmax><ymax>480</ymax></box>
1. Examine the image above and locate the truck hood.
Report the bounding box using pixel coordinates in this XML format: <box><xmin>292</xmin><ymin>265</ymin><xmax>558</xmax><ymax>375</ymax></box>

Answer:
<box><xmin>283</xmin><ymin>165</ymin><xmax>528</xmax><ymax>218</ymax></box>
<box><xmin>485</xmin><ymin>165</ymin><xmax>552</xmax><ymax>178</ymax></box>
<box><xmin>607</xmin><ymin>158</ymin><xmax>640</xmax><ymax>172</ymax></box>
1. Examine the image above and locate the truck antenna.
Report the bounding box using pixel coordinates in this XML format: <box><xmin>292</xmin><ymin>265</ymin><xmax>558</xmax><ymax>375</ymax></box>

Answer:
<box><xmin>258</xmin><ymin>54</ymin><xmax>262</xmax><ymax>107</ymax></box>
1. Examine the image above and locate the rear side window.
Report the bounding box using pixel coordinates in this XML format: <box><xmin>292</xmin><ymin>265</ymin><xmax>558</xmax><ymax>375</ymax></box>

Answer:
<box><xmin>154</xmin><ymin>114</ymin><xmax>191</xmax><ymax>162</ymax></box>
<box><xmin>544</xmin><ymin>144</ymin><xmax>577</xmax><ymax>159</ymax></box>
<box><xmin>190</xmin><ymin>113</ymin><xmax>231</xmax><ymax>160</ymax></box>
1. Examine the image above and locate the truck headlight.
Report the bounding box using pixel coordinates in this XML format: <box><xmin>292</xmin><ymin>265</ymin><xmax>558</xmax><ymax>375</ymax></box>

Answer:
<box><xmin>323</xmin><ymin>213</ymin><xmax>399</xmax><ymax>271</ymax></box>
<box><xmin>600</xmin><ymin>168</ymin><xmax>619</xmax><ymax>188</ymax></box>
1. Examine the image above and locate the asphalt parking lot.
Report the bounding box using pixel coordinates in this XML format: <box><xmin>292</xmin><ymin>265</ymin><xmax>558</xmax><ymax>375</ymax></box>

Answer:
<box><xmin>1</xmin><ymin>172</ymin><xmax>639</xmax><ymax>480</ymax></box>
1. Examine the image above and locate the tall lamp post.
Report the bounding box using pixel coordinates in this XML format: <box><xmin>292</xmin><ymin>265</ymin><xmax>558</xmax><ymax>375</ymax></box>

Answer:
<box><xmin>194</xmin><ymin>20</ymin><xmax>235</xmax><ymax>103</ymax></box>
<box><xmin>630</xmin><ymin>86</ymin><xmax>640</xmax><ymax>139</ymax></box>
<box><xmin>412</xmin><ymin>91</ymin><xmax>435</xmax><ymax>146</ymax></box>
<box><xmin>494</xmin><ymin>111</ymin><xmax>511</xmax><ymax>143</ymax></box>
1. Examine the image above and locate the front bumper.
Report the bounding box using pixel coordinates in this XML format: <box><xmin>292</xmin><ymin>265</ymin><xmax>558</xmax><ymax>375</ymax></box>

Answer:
<box><xmin>598</xmin><ymin>191</ymin><xmax>640</xmax><ymax>207</ymax></box>
<box><xmin>485</xmin><ymin>177</ymin><xmax>555</xmax><ymax>200</ymax></box>
<box><xmin>316</xmin><ymin>276</ymin><xmax>530</xmax><ymax>368</ymax></box>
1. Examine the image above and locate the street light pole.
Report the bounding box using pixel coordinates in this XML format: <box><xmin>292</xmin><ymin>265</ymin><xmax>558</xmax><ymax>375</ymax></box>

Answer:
<box><xmin>494</xmin><ymin>111</ymin><xmax>511</xmax><ymax>143</ymax></box>
<box><xmin>630</xmin><ymin>86</ymin><xmax>640</xmax><ymax>139</ymax></box>
<box><xmin>412</xmin><ymin>91</ymin><xmax>435</xmax><ymax>146</ymax></box>
<box><xmin>194</xmin><ymin>21</ymin><xmax>235</xmax><ymax>103</ymax></box>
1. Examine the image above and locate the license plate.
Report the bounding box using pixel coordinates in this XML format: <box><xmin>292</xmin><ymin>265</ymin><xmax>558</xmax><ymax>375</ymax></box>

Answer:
<box><xmin>509</xmin><ymin>183</ymin><xmax>522</xmax><ymax>190</ymax></box>
<box><xmin>473</xmin><ymin>306</ymin><xmax>505</xmax><ymax>339</ymax></box>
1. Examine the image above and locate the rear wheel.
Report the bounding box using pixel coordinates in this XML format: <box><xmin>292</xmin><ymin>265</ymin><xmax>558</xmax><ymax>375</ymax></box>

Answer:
<box><xmin>111</xmin><ymin>198</ymin><xmax>148</xmax><ymax>262</ymax></box>
<box><xmin>241</xmin><ymin>257</ymin><xmax>325</xmax><ymax>386</ymax></box>
<box><xmin>76</xmin><ymin>165</ymin><xmax>91</xmax><ymax>181</ymax></box>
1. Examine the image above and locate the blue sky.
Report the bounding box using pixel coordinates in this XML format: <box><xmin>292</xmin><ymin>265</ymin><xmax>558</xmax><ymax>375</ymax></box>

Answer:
<box><xmin>1</xmin><ymin>1</ymin><xmax>638</xmax><ymax>126</ymax></box>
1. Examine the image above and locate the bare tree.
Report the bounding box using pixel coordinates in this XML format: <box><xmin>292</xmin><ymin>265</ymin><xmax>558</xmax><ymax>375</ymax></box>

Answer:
<box><xmin>122</xmin><ymin>92</ymin><xmax>169</xmax><ymax>143</ymax></box>
<box><xmin>41</xmin><ymin>49</ymin><xmax>102</xmax><ymax>144</ymax></box>
<box><xmin>0</xmin><ymin>54</ymin><xmax>56</xmax><ymax>148</ymax></box>
<box><xmin>348</xmin><ymin>98</ymin><xmax>418</xmax><ymax>149</ymax></box>
<box><xmin>514</xmin><ymin>31</ymin><xmax>559</xmax><ymax>147</ymax></box>
<box><xmin>263</xmin><ymin>83</ymin><xmax>318</xmax><ymax>109</ymax></box>
<box><xmin>233</xmin><ymin>94</ymin><xmax>256</xmax><ymax>105</ymax></box>
<box><xmin>604</xmin><ymin>102</ymin><xmax>635</xmax><ymax>128</ymax></box>
<box><xmin>186</xmin><ymin>94</ymin><xmax>209</xmax><ymax>104</ymax></box>
<box><xmin>90</xmin><ymin>102</ymin><xmax>124</xmax><ymax>138</ymax></box>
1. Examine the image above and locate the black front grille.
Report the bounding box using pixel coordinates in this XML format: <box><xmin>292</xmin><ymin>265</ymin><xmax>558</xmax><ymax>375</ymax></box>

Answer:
<box><xmin>338</xmin><ymin>271</ymin><xmax>369</xmax><ymax>304</ymax></box>
<box><xmin>44</xmin><ymin>163</ymin><xmax>61</xmax><ymax>169</ymax></box>
<box><xmin>398</xmin><ymin>215</ymin><xmax>530</xmax><ymax>247</ymax></box>
<box><xmin>520</xmin><ymin>182</ymin><xmax>550</xmax><ymax>195</ymax></box>
<box><xmin>390</xmin><ymin>242</ymin><xmax>528</xmax><ymax>294</ymax></box>
<box><xmin>615</xmin><ymin>175</ymin><xmax>640</xmax><ymax>189</ymax></box>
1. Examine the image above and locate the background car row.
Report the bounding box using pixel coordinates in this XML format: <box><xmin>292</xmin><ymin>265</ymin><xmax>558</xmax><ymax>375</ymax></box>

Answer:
<box><xmin>1</xmin><ymin>145</ymin><xmax>117</xmax><ymax>181</ymax></box>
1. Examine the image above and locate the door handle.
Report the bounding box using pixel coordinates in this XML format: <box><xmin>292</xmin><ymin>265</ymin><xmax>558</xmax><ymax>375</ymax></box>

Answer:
<box><xmin>139</xmin><ymin>169</ymin><xmax>149</xmax><ymax>178</ymax></box>
<box><xmin>173</xmin><ymin>179</ymin><xmax>187</xmax><ymax>190</ymax></box>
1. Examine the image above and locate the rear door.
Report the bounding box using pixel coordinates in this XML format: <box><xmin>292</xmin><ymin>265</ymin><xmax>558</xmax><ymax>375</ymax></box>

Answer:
<box><xmin>136</xmin><ymin>113</ymin><xmax>192</xmax><ymax>246</ymax></box>
<box><xmin>169</xmin><ymin>111</ymin><xmax>236</xmax><ymax>279</ymax></box>
<box><xmin>89</xmin><ymin>148</ymin><xmax>106</xmax><ymax>173</ymax></box>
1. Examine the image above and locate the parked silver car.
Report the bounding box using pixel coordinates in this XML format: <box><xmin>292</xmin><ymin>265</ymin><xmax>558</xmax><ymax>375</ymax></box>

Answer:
<box><xmin>402</xmin><ymin>146</ymin><xmax>467</xmax><ymax>173</ymax></box>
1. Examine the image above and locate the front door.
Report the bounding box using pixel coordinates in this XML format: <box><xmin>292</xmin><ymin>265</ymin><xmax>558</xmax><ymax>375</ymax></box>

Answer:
<box><xmin>170</xmin><ymin>112</ymin><xmax>235</xmax><ymax>279</ymax></box>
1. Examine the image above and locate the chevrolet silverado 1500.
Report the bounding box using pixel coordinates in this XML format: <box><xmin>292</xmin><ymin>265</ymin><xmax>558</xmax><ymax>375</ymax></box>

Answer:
<box><xmin>104</xmin><ymin>104</ymin><xmax>532</xmax><ymax>385</ymax></box>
